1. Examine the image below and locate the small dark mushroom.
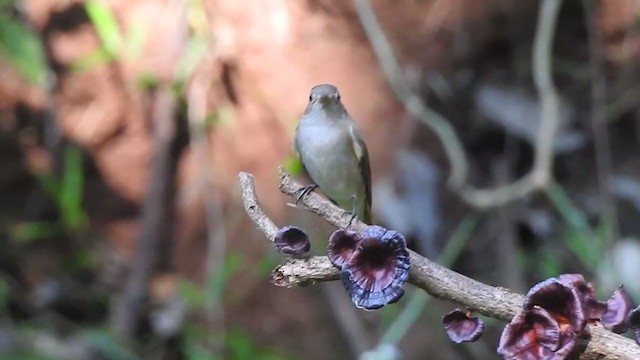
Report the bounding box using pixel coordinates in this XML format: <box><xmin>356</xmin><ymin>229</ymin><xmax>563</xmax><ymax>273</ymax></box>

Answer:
<box><xmin>340</xmin><ymin>225</ymin><xmax>410</xmax><ymax>310</ymax></box>
<box><xmin>327</xmin><ymin>229</ymin><xmax>361</xmax><ymax>268</ymax></box>
<box><xmin>556</xmin><ymin>273</ymin><xmax>595</xmax><ymax>299</ymax></box>
<box><xmin>584</xmin><ymin>298</ymin><xmax>607</xmax><ymax>321</ymax></box>
<box><xmin>524</xmin><ymin>278</ymin><xmax>586</xmax><ymax>334</ymax></box>
<box><xmin>497</xmin><ymin>306</ymin><xmax>561</xmax><ymax>359</ymax></box>
<box><xmin>442</xmin><ymin>309</ymin><xmax>484</xmax><ymax>343</ymax></box>
<box><xmin>627</xmin><ymin>305</ymin><xmax>640</xmax><ymax>345</ymax></box>
<box><xmin>274</xmin><ymin>226</ymin><xmax>310</xmax><ymax>256</ymax></box>
<box><xmin>602</xmin><ymin>286</ymin><xmax>633</xmax><ymax>333</ymax></box>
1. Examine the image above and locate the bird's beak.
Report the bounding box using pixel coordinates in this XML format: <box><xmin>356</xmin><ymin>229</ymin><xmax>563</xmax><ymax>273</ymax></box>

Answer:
<box><xmin>318</xmin><ymin>96</ymin><xmax>336</xmax><ymax>106</ymax></box>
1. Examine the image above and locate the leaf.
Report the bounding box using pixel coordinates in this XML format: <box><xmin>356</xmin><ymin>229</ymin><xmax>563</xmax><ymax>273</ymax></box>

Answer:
<box><xmin>282</xmin><ymin>156</ymin><xmax>303</xmax><ymax>176</ymax></box>
<box><xmin>59</xmin><ymin>146</ymin><xmax>87</xmax><ymax>229</ymax></box>
<box><xmin>0</xmin><ymin>14</ymin><xmax>46</xmax><ymax>85</ymax></box>
<box><xmin>83</xmin><ymin>329</ymin><xmax>140</xmax><ymax>360</ymax></box>
<box><xmin>11</xmin><ymin>221</ymin><xmax>62</xmax><ymax>243</ymax></box>
<box><xmin>206</xmin><ymin>253</ymin><xmax>242</xmax><ymax>306</ymax></box>
<box><xmin>84</xmin><ymin>0</ymin><xmax>123</xmax><ymax>56</ymax></box>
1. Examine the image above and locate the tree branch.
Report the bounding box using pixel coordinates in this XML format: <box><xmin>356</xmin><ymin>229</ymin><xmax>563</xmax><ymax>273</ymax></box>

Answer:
<box><xmin>238</xmin><ymin>170</ymin><xmax>640</xmax><ymax>359</ymax></box>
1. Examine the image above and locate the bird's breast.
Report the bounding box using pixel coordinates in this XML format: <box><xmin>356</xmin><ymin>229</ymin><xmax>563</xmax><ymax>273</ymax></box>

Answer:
<box><xmin>295</xmin><ymin>120</ymin><xmax>362</xmax><ymax>204</ymax></box>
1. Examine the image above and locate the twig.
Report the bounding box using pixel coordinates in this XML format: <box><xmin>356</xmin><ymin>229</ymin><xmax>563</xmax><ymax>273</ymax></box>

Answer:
<box><xmin>187</xmin><ymin>53</ymin><xmax>227</xmax><ymax>355</ymax></box>
<box><xmin>352</xmin><ymin>0</ymin><xmax>563</xmax><ymax>209</ymax></box>
<box><xmin>351</xmin><ymin>0</ymin><xmax>468</xmax><ymax>189</ymax></box>
<box><xmin>582</xmin><ymin>0</ymin><xmax>618</xmax><ymax>244</ymax></box>
<box><xmin>238</xmin><ymin>169</ymin><xmax>640</xmax><ymax>359</ymax></box>
<box><xmin>112</xmin><ymin>89</ymin><xmax>182</xmax><ymax>337</ymax></box>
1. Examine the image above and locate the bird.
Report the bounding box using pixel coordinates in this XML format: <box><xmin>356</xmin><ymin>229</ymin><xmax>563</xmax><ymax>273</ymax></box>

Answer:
<box><xmin>293</xmin><ymin>84</ymin><xmax>372</xmax><ymax>224</ymax></box>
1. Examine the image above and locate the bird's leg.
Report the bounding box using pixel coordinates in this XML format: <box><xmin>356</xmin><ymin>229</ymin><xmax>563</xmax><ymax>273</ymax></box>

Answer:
<box><xmin>295</xmin><ymin>184</ymin><xmax>319</xmax><ymax>205</ymax></box>
<box><xmin>346</xmin><ymin>194</ymin><xmax>359</xmax><ymax>227</ymax></box>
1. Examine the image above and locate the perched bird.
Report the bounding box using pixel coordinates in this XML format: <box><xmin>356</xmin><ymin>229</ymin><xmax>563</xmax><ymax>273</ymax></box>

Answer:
<box><xmin>293</xmin><ymin>84</ymin><xmax>372</xmax><ymax>224</ymax></box>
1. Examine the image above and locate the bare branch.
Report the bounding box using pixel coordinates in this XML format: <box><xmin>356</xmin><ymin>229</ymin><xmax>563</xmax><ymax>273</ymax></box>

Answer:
<box><xmin>113</xmin><ymin>89</ymin><xmax>183</xmax><ymax>337</ymax></box>
<box><xmin>531</xmin><ymin>0</ymin><xmax>562</xmax><ymax>183</ymax></box>
<box><xmin>351</xmin><ymin>0</ymin><xmax>468</xmax><ymax>189</ymax></box>
<box><xmin>238</xmin><ymin>170</ymin><xmax>640</xmax><ymax>359</ymax></box>
<box><xmin>582</xmin><ymin>0</ymin><xmax>618</xmax><ymax>243</ymax></box>
<box><xmin>352</xmin><ymin>0</ymin><xmax>564</xmax><ymax>209</ymax></box>
<box><xmin>239</xmin><ymin>172</ymin><xmax>279</xmax><ymax>241</ymax></box>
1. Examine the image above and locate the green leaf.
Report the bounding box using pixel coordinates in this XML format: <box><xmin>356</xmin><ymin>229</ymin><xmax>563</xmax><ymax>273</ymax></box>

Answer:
<box><xmin>12</xmin><ymin>221</ymin><xmax>62</xmax><ymax>243</ymax></box>
<box><xmin>537</xmin><ymin>248</ymin><xmax>563</xmax><ymax>279</ymax></box>
<box><xmin>254</xmin><ymin>252</ymin><xmax>279</xmax><ymax>277</ymax></box>
<box><xmin>122</xmin><ymin>20</ymin><xmax>146</xmax><ymax>59</ymax></box>
<box><xmin>562</xmin><ymin>227</ymin><xmax>597</xmax><ymax>266</ymax></box>
<box><xmin>0</xmin><ymin>277</ymin><xmax>9</xmax><ymax>311</ymax></box>
<box><xmin>136</xmin><ymin>72</ymin><xmax>160</xmax><ymax>90</ymax></box>
<box><xmin>178</xmin><ymin>279</ymin><xmax>205</xmax><ymax>308</ymax></box>
<box><xmin>70</xmin><ymin>47</ymin><xmax>113</xmax><ymax>72</ymax></box>
<box><xmin>35</xmin><ymin>172</ymin><xmax>62</xmax><ymax>203</ymax></box>
<box><xmin>205</xmin><ymin>253</ymin><xmax>242</xmax><ymax>306</ymax></box>
<box><xmin>282</xmin><ymin>156</ymin><xmax>303</xmax><ymax>176</ymax></box>
<box><xmin>84</xmin><ymin>0</ymin><xmax>123</xmax><ymax>56</ymax></box>
<box><xmin>184</xmin><ymin>344</ymin><xmax>218</xmax><ymax>360</ymax></box>
<box><xmin>0</xmin><ymin>14</ymin><xmax>46</xmax><ymax>85</ymax></box>
<box><xmin>174</xmin><ymin>35</ymin><xmax>208</xmax><ymax>83</ymax></box>
<box><xmin>59</xmin><ymin>146</ymin><xmax>87</xmax><ymax>229</ymax></box>
<box><xmin>83</xmin><ymin>329</ymin><xmax>140</xmax><ymax>360</ymax></box>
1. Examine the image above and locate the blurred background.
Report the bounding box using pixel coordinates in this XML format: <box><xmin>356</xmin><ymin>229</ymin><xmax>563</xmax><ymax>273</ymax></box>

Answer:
<box><xmin>1</xmin><ymin>0</ymin><xmax>640</xmax><ymax>359</ymax></box>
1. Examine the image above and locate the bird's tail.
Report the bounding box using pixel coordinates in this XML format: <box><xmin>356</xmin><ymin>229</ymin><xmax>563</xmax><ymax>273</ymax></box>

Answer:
<box><xmin>362</xmin><ymin>201</ymin><xmax>374</xmax><ymax>225</ymax></box>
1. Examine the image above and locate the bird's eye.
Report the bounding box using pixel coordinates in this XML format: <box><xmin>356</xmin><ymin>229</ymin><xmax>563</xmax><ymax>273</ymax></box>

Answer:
<box><xmin>309</xmin><ymin>95</ymin><xmax>313</xmax><ymax>102</ymax></box>
<box><xmin>336</xmin><ymin>94</ymin><xmax>341</xmax><ymax>101</ymax></box>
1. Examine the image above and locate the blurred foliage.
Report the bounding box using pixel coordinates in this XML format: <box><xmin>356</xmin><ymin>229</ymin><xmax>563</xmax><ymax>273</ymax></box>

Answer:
<box><xmin>180</xmin><ymin>253</ymin><xmax>292</xmax><ymax>360</ymax></box>
<box><xmin>546</xmin><ymin>184</ymin><xmax>602</xmax><ymax>269</ymax></box>
<box><xmin>73</xmin><ymin>0</ymin><xmax>145</xmax><ymax>71</ymax></box>
<box><xmin>282</xmin><ymin>156</ymin><xmax>303</xmax><ymax>176</ymax></box>
<box><xmin>12</xmin><ymin>146</ymin><xmax>87</xmax><ymax>243</ymax></box>
<box><xmin>379</xmin><ymin>214</ymin><xmax>479</xmax><ymax>346</ymax></box>
<box><xmin>82</xmin><ymin>329</ymin><xmax>139</xmax><ymax>360</ymax></box>
<box><xmin>1</xmin><ymin>0</ymin><xmax>639</xmax><ymax>359</ymax></box>
<box><xmin>0</xmin><ymin>1</ymin><xmax>46</xmax><ymax>86</ymax></box>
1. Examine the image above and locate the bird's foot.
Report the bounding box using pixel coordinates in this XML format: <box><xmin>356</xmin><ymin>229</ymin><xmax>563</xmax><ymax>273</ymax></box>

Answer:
<box><xmin>345</xmin><ymin>195</ymin><xmax>359</xmax><ymax>228</ymax></box>
<box><xmin>345</xmin><ymin>211</ymin><xmax>358</xmax><ymax>228</ymax></box>
<box><xmin>295</xmin><ymin>184</ymin><xmax>319</xmax><ymax>205</ymax></box>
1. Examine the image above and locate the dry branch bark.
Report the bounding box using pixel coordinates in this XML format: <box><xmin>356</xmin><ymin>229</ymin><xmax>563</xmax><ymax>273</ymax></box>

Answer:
<box><xmin>112</xmin><ymin>89</ymin><xmax>185</xmax><ymax>337</ymax></box>
<box><xmin>238</xmin><ymin>170</ymin><xmax>640</xmax><ymax>359</ymax></box>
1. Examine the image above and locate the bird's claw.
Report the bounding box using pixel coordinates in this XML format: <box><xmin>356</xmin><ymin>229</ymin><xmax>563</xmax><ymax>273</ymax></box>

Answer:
<box><xmin>295</xmin><ymin>184</ymin><xmax>318</xmax><ymax>205</ymax></box>
<box><xmin>345</xmin><ymin>211</ymin><xmax>358</xmax><ymax>228</ymax></box>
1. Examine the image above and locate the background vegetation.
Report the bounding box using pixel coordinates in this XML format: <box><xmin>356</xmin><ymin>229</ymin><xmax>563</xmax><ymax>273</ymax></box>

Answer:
<box><xmin>1</xmin><ymin>0</ymin><xmax>640</xmax><ymax>359</ymax></box>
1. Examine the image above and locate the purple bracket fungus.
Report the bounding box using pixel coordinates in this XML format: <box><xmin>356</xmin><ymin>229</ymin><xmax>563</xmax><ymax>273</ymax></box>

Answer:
<box><xmin>556</xmin><ymin>273</ymin><xmax>606</xmax><ymax>323</ymax></box>
<box><xmin>339</xmin><ymin>225</ymin><xmax>410</xmax><ymax>310</ymax></box>
<box><xmin>601</xmin><ymin>286</ymin><xmax>633</xmax><ymax>333</ymax></box>
<box><xmin>327</xmin><ymin>229</ymin><xmax>361</xmax><ymax>268</ymax></box>
<box><xmin>274</xmin><ymin>226</ymin><xmax>311</xmax><ymax>256</ymax></box>
<box><xmin>584</xmin><ymin>298</ymin><xmax>607</xmax><ymax>322</ymax></box>
<box><xmin>555</xmin><ymin>273</ymin><xmax>595</xmax><ymax>299</ymax></box>
<box><xmin>628</xmin><ymin>305</ymin><xmax>640</xmax><ymax>346</ymax></box>
<box><xmin>442</xmin><ymin>309</ymin><xmax>484</xmax><ymax>343</ymax></box>
<box><xmin>498</xmin><ymin>306</ymin><xmax>562</xmax><ymax>359</ymax></box>
<box><xmin>524</xmin><ymin>278</ymin><xmax>586</xmax><ymax>335</ymax></box>
<box><xmin>498</xmin><ymin>277</ymin><xmax>590</xmax><ymax>359</ymax></box>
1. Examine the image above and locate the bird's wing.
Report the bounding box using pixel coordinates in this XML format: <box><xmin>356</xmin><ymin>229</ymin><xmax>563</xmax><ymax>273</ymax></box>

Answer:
<box><xmin>349</xmin><ymin>124</ymin><xmax>372</xmax><ymax>222</ymax></box>
<box><xmin>292</xmin><ymin>125</ymin><xmax>300</xmax><ymax>158</ymax></box>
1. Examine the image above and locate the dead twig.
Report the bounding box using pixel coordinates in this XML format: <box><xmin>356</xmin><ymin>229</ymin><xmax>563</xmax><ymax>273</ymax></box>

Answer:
<box><xmin>582</xmin><ymin>0</ymin><xmax>618</xmax><ymax>244</ymax></box>
<box><xmin>352</xmin><ymin>0</ymin><xmax>563</xmax><ymax>209</ymax></box>
<box><xmin>238</xmin><ymin>169</ymin><xmax>640</xmax><ymax>359</ymax></box>
<box><xmin>112</xmin><ymin>89</ymin><xmax>183</xmax><ymax>337</ymax></box>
